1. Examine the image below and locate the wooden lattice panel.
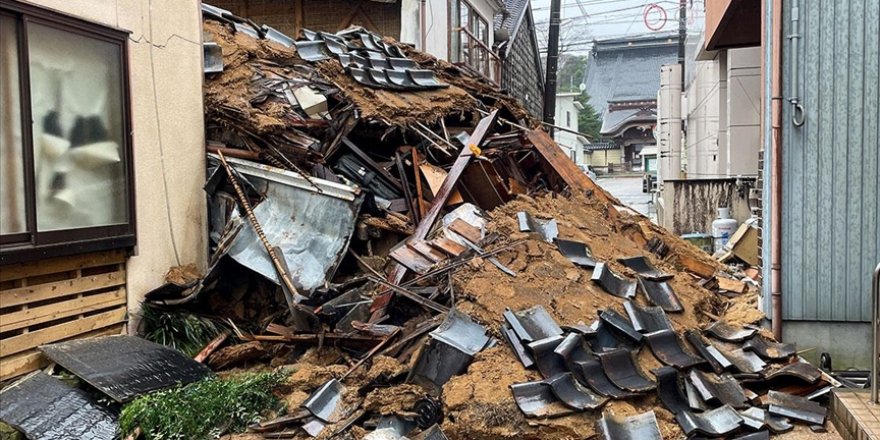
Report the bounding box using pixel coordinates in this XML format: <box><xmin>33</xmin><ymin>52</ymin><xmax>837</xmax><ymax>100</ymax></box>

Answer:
<box><xmin>0</xmin><ymin>250</ymin><xmax>128</xmax><ymax>381</ymax></box>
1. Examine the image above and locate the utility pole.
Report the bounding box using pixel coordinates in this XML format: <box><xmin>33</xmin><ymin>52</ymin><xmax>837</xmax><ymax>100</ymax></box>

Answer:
<box><xmin>542</xmin><ymin>0</ymin><xmax>562</xmax><ymax>128</ymax></box>
<box><xmin>677</xmin><ymin>0</ymin><xmax>686</xmax><ymax>84</ymax></box>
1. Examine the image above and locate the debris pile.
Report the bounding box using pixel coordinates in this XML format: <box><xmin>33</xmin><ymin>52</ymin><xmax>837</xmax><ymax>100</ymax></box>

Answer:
<box><xmin>0</xmin><ymin>5</ymin><xmax>849</xmax><ymax>440</ymax></box>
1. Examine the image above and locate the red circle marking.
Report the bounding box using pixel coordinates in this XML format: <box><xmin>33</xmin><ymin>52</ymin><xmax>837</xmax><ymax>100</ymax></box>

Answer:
<box><xmin>643</xmin><ymin>3</ymin><xmax>668</xmax><ymax>31</ymax></box>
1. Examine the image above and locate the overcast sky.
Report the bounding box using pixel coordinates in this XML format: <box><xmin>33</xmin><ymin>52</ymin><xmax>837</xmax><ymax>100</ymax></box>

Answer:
<box><xmin>530</xmin><ymin>0</ymin><xmax>694</xmax><ymax>55</ymax></box>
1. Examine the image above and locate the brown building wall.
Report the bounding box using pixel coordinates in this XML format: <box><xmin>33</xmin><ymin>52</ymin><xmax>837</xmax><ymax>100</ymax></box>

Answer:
<box><xmin>208</xmin><ymin>0</ymin><xmax>401</xmax><ymax>39</ymax></box>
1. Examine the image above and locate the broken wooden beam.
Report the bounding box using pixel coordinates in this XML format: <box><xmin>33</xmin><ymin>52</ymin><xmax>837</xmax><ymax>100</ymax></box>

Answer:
<box><xmin>370</xmin><ymin>110</ymin><xmax>499</xmax><ymax>319</ymax></box>
<box><xmin>525</xmin><ymin>128</ymin><xmax>613</xmax><ymax>204</ymax></box>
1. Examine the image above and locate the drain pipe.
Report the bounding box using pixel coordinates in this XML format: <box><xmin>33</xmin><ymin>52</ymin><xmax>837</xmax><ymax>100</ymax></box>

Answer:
<box><xmin>419</xmin><ymin>0</ymin><xmax>427</xmax><ymax>51</ymax></box>
<box><xmin>873</xmin><ymin>261</ymin><xmax>879</xmax><ymax>404</ymax></box>
<box><xmin>769</xmin><ymin>0</ymin><xmax>784</xmax><ymax>341</ymax></box>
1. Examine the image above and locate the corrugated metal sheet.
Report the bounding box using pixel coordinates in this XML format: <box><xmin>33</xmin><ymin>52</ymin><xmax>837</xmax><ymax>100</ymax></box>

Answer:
<box><xmin>781</xmin><ymin>0</ymin><xmax>880</xmax><ymax>322</ymax></box>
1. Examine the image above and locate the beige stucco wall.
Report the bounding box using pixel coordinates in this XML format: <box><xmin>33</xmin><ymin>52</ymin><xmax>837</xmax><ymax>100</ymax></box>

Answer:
<box><xmin>684</xmin><ymin>47</ymin><xmax>760</xmax><ymax>179</ymax></box>
<box><xmin>725</xmin><ymin>47</ymin><xmax>761</xmax><ymax>177</ymax></box>
<box><xmin>23</xmin><ymin>0</ymin><xmax>207</xmax><ymax>324</ymax></box>
<box><xmin>684</xmin><ymin>54</ymin><xmax>726</xmax><ymax>178</ymax></box>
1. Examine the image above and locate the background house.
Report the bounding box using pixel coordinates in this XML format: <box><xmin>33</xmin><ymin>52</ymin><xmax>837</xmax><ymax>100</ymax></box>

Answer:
<box><xmin>552</xmin><ymin>92</ymin><xmax>588</xmax><ymax>165</ymax></box>
<box><xmin>583</xmin><ymin>32</ymin><xmax>678</xmax><ymax>171</ymax></box>
<box><xmin>0</xmin><ymin>0</ymin><xmax>206</xmax><ymax>380</ymax></box>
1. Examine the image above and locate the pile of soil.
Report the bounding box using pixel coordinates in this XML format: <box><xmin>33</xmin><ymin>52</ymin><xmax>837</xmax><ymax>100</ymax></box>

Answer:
<box><xmin>260</xmin><ymin>193</ymin><xmax>764</xmax><ymax>440</ymax></box>
<box><xmin>435</xmin><ymin>194</ymin><xmax>762</xmax><ymax>439</ymax></box>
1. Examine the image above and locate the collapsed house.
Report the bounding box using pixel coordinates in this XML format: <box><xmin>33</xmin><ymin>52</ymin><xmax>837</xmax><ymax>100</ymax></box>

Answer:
<box><xmin>0</xmin><ymin>5</ymin><xmax>855</xmax><ymax>440</ymax></box>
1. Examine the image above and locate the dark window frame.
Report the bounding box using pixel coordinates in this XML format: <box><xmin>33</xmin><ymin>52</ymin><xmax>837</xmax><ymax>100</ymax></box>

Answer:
<box><xmin>0</xmin><ymin>0</ymin><xmax>136</xmax><ymax>265</ymax></box>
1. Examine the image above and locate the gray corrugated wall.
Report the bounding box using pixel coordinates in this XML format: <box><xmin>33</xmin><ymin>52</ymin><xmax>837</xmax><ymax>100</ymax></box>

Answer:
<box><xmin>781</xmin><ymin>0</ymin><xmax>880</xmax><ymax>322</ymax></box>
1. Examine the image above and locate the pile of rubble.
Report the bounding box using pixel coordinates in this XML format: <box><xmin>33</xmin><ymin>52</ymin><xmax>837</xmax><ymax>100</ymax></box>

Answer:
<box><xmin>0</xmin><ymin>5</ymin><xmax>847</xmax><ymax>440</ymax></box>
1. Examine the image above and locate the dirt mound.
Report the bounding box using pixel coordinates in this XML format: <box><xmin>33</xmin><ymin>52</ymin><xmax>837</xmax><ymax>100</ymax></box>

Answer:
<box><xmin>435</xmin><ymin>194</ymin><xmax>747</xmax><ymax>438</ymax></box>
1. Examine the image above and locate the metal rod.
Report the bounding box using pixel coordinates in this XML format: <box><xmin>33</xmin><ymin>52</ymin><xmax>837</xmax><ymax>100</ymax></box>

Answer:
<box><xmin>341</xmin><ymin>328</ymin><xmax>400</xmax><ymax>380</ymax></box>
<box><xmin>415</xmin><ymin>121</ymin><xmax>457</xmax><ymax>151</ymax></box>
<box><xmin>539</xmin><ymin>120</ymin><xmax>593</xmax><ymax>141</ymax></box>
<box><xmin>872</xmin><ymin>261</ymin><xmax>879</xmax><ymax>403</ymax></box>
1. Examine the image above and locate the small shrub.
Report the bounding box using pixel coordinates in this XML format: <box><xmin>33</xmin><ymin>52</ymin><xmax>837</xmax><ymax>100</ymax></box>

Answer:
<box><xmin>119</xmin><ymin>370</ymin><xmax>286</xmax><ymax>440</ymax></box>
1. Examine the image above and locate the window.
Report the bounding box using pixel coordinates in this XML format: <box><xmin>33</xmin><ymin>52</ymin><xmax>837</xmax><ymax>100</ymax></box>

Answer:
<box><xmin>566</xmin><ymin>111</ymin><xmax>571</xmax><ymax>128</ymax></box>
<box><xmin>0</xmin><ymin>0</ymin><xmax>135</xmax><ymax>264</ymax></box>
<box><xmin>449</xmin><ymin>0</ymin><xmax>498</xmax><ymax>81</ymax></box>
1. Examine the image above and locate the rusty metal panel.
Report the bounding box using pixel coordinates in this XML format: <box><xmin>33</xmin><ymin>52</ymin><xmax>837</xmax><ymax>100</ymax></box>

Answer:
<box><xmin>0</xmin><ymin>372</ymin><xmax>117</xmax><ymax>440</ymax></box>
<box><xmin>39</xmin><ymin>335</ymin><xmax>211</xmax><ymax>403</ymax></box>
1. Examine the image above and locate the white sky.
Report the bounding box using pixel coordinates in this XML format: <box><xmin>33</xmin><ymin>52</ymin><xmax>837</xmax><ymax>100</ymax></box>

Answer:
<box><xmin>530</xmin><ymin>0</ymin><xmax>688</xmax><ymax>55</ymax></box>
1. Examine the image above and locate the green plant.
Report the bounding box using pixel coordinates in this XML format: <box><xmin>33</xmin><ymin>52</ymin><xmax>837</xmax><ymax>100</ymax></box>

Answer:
<box><xmin>139</xmin><ymin>305</ymin><xmax>225</xmax><ymax>357</ymax></box>
<box><xmin>119</xmin><ymin>370</ymin><xmax>286</xmax><ymax>440</ymax></box>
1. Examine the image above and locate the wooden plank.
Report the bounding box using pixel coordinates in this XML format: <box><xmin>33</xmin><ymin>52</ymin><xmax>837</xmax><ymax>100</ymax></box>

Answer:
<box><xmin>0</xmin><ymin>323</ymin><xmax>124</xmax><ymax>381</ymax></box>
<box><xmin>448</xmin><ymin>218</ymin><xmax>482</xmax><ymax>244</ymax></box>
<box><xmin>419</xmin><ymin>163</ymin><xmax>464</xmax><ymax>205</ymax></box>
<box><xmin>1</xmin><ymin>288</ymin><xmax>126</xmax><ymax>333</ymax></box>
<box><xmin>526</xmin><ymin>129</ymin><xmax>612</xmax><ymax>204</ymax></box>
<box><xmin>676</xmin><ymin>253</ymin><xmax>717</xmax><ymax>279</ymax></box>
<box><xmin>0</xmin><ymin>308</ymin><xmax>127</xmax><ymax>357</ymax></box>
<box><xmin>716</xmin><ymin>277</ymin><xmax>747</xmax><ymax>294</ymax></box>
<box><xmin>0</xmin><ymin>250</ymin><xmax>125</xmax><ymax>282</ymax></box>
<box><xmin>0</xmin><ymin>270</ymin><xmax>126</xmax><ymax>308</ymax></box>
<box><xmin>0</xmin><ymin>350</ymin><xmax>45</xmax><ymax>382</ymax></box>
<box><xmin>293</xmin><ymin>0</ymin><xmax>303</xmax><ymax>36</ymax></box>
<box><xmin>373</xmin><ymin>111</ymin><xmax>498</xmax><ymax>317</ymax></box>
<box><xmin>407</xmin><ymin>240</ymin><xmax>446</xmax><ymax>264</ymax></box>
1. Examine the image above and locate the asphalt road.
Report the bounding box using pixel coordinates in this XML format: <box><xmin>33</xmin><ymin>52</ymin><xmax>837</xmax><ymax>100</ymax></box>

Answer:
<box><xmin>595</xmin><ymin>176</ymin><xmax>657</xmax><ymax>222</ymax></box>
